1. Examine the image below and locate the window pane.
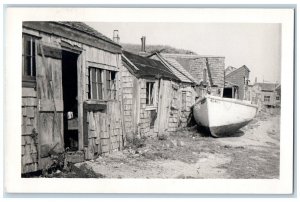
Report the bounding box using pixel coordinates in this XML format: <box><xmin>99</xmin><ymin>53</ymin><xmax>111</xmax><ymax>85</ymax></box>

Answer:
<box><xmin>150</xmin><ymin>83</ymin><xmax>154</xmax><ymax>104</ymax></box>
<box><xmin>98</xmin><ymin>83</ymin><xmax>102</xmax><ymax>99</ymax></box>
<box><xmin>26</xmin><ymin>56</ymin><xmax>31</xmax><ymax>75</ymax></box>
<box><xmin>32</xmin><ymin>56</ymin><xmax>36</xmax><ymax>76</ymax></box>
<box><xmin>91</xmin><ymin>68</ymin><xmax>96</xmax><ymax>82</ymax></box>
<box><xmin>97</xmin><ymin>69</ymin><xmax>102</xmax><ymax>83</ymax></box>
<box><xmin>25</xmin><ymin>39</ymin><xmax>31</xmax><ymax>56</ymax></box>
<box><xmin>146</xmin><ymin>83</ymin><xmax>149</xmax><ymax>104</ymax></box>
<box><xmin>92</xmin><ymin>82</ymin><xmax>97</xmax><ymax>99</ymax></box>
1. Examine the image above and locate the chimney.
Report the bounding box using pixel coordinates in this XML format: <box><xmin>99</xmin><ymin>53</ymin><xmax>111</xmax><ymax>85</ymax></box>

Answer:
<box><xmin>113</xmin><ymin>30</ymin><xmax>120</xmax><ymax>44</ymax></box>
<box><xmin>141</xmin><ymin>36</ymin><xmax>146</xmax><ymax>52</ymax></box>
<box><xmin>255</xmin><ymin>77</ymin><xmax>257</xmax><ymax>84</ymax></box>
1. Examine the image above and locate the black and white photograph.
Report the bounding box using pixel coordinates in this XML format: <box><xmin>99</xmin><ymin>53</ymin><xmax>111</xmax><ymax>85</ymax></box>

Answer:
<box><xmin>3</xmin><ymin>7</ymin><xmax>295</xmax><ymax>194</ymax></box>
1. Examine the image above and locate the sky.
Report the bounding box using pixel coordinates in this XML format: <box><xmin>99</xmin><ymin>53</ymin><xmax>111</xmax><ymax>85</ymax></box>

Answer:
<box><xmin>86</xmin><ymin>22</ymin><xmax>281</xmax><ymax>84</ymax></box>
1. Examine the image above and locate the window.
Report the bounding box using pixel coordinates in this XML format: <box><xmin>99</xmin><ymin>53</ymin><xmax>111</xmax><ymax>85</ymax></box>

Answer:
<box><xmin>88</xmin><ymin>67</ymin><xmax>103</xmax><ymax>100</ymax></box>
<box><xmin>22</xmin><ymin>34</ymin><xmax>37</xmax><ymax>87</ymax></box>
<box><xmin>106</xmin><ymin>71</ymin><xmax>117</xmax><ymax>100</ymax></box>
<box><xmin>264</xmin><ymin>96</ymin><xmax>270</xmax><ymax>102</ymax></box>
<box><xmin>146</xmin><ymin>82</ymin><xmax>155</xmax><ymax>105</ymax></box>
<box><xmin>276</xmin><ymin>96</ymin><xmax>280</xmax><ymax>100</ymax></box>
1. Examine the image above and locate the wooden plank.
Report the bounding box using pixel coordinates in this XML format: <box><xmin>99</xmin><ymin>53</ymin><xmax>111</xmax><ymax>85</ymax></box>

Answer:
<box><xmin>22</xmin><ymin>87</ymin><xmax>37</xmax><ymax>97</ymax></box>
<box><xmin>78</xmin><ymin>51</ymin><xmax>84</xmax><ymax>150</ymax></box>
<box><xmin>38</xmin><ymin>113</ymin><xmax>53</xmax><ymax>149</ymax></box>
<box><xmin>51</xmin><ymin>58</ymin><xmax>63</xmax><ymax>99</ymax></box>
<box><xmin>83</xmin><ymin>102</ymin><xmax>107</xmax><ymax>111</ymax></box>
<box><xmin>39</xmin><ymin>99</ymin><xmax>63</xmax><ymax>112</ymax></box>
<box><xmin>37</xmin><ymin>45</ymin><xmax>62</xmax><ymax>59</ymax></box>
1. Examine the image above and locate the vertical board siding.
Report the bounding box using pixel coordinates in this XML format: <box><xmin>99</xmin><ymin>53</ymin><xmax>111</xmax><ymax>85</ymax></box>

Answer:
<box><xmin>85</xmin><ymin>101</ymin><xmax>123</xmax><ymax>159</ymax></box>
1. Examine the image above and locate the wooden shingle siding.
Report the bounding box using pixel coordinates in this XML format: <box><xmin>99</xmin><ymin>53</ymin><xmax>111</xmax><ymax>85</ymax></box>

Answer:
<box><xmin>21</xmin><ymin>87</ymin><xmax>39</xmax><ymax>173</ymax></box>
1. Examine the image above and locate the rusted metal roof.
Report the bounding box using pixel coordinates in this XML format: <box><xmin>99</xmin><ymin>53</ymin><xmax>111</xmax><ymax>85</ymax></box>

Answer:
<box><xmin>122</xmin><ymin>51</ymin><xmax>179</xmax><ymax>81</ymax></box>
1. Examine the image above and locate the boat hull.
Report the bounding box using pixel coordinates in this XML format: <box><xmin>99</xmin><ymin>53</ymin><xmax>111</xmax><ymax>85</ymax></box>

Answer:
<box><xmin>193</xmin><ymin>95</ymin><xmax>258</xmax><ymax>137</ymax></box>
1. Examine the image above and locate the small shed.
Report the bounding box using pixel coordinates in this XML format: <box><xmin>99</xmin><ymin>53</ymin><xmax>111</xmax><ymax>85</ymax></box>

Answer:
<box><xmin>225</xmin><ymin>65</ymin><xmax>251</xmax><ymax>100</ymax></box>
<box><xmin>149</xmin><ymin>52</ymin><xmax>198</xmax><ymax>128</ymax></box>
<box><xmin>121</xmin><ymin>50</ymin><xmax>196</xmax><ymax>139</ymax></box>
<box><xmin>21</xmin><ymin>21</ymin><xmax>123</xmax><ymax>173</ymax></box>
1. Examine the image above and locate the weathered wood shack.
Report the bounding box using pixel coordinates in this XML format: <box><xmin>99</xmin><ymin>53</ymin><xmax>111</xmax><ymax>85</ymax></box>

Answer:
<box><xmin>149</xmin><ymin>52</ymin><xmax>198</xmax><ymax>128</ymax></box>
<box><xmin>121</xmin><ymin>50</ymin><xmax>196</xmax><ymax>139</ymax></box>
<box><xmin>225</xmin><ymin>65</ymin><xmax>250</xmax><ymax>100</ymax></box>
<box><xmin>161</xmin><ymin>53</ymin><xmax>225</xmax><ymax>98</ymax></box>
<box><xmin>21</xmin><ymin>21</ymin><xmax>123</xmax><ymax>173</ymax></box>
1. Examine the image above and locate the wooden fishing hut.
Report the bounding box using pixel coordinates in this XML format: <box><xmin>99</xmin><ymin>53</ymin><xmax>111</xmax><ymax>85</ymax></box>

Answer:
<box><xmin>121</xmin><ymin>50</ymin><xmax>197</xmax><ymax>140</ymax></box>
<box><xmin>21</xmin><ymin>21</ymin><xmax>123</xmax><ymax>173</ymax></box>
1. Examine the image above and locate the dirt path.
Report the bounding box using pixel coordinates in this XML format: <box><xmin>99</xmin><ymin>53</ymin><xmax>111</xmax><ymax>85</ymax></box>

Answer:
<box><xmin>72</xmin><ymin>110</ymin><xmax>280</xmax><ymax>179</ymax></box>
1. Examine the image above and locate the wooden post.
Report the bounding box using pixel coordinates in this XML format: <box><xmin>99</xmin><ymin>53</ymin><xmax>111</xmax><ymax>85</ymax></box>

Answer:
<box><xmin>78</xmin><ymin>51</ymin><xmax>85</xmax><ymax>150</ymax></box>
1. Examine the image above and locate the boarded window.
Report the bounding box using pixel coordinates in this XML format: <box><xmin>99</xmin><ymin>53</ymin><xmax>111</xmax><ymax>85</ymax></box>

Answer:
<box><xmin>182</xmin><ymin>91</ymin><xmax>187</xmax><ymax>111</ymax></box>
<box><xmin>22</xmin><ymin>34</ymin><xmax>37</xmax><ymax>87</ymax></box>
<box><xmin>146</xmin><ymin>82</ymin><xmax>155</xmax><ymax>105</ymax></box>
<box><xmin>106</xmin><ymin>71</ymin><xmax>117</xmax><ymax>100</ymax></box>
<box><xmin>264</xmin><ymin>96</ymin><xmax>270</xmax><ymax>102</ymax></box>
<box><xmin>88</xmin><ymin>67</ymin><xmax>103</xmax><ymax>100</ymax></box>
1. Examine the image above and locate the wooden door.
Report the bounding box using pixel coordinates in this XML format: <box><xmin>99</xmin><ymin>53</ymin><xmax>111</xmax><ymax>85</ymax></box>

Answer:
<box><xmin>36</xmin><ymin>43</ymin><xmax>64</xmax><ymax>161</ymax></box>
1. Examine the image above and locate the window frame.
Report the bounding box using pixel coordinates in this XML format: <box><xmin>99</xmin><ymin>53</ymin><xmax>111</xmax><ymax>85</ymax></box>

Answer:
<box><xmin>22</xmin><ymin>34</ymin><xmax>38</xmax><ymax>87</ymax></box>
<box><xmin>106</xmin><ymin>70</ymin><xmax>117</xmax><ymax>100</ymax></box>
<box><xmin>264</xmin><ymin>95</ymin><xmax>271</xmax><ymax>102</ymax></box>
<box><xmin>88</xmin><ymin>67</ymin><xmax>104</xmax><ymax>100</ymax></box>
<box><xmin>146</xmin><ymin>81</ymin><xmax>155</xmax><ymax>106</ymax></box>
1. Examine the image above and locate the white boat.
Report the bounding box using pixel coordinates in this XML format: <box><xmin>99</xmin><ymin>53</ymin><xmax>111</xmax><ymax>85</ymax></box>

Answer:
<box><xmin>193</xmin><ymin>95</ymin><xmax>258</xmax><ymax>137</ymax></box>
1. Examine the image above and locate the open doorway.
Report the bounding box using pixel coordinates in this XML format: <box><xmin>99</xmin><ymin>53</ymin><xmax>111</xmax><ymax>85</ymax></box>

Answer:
<box><xmin>223</xmin><ymin>87</ymin><xmax>237</xmax><ymax>98</ymax></box>
<box><xmin>62</xmin><ymin>50</ymin><xmax>79</xmax><ymax>151</ymax></box>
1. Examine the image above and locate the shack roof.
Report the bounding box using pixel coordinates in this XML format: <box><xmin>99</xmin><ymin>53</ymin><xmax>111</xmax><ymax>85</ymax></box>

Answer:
<box><xmin>255</xmin><ymin>82</ymin><xmax>277</xmax><ymax>91</ymax></box>
<box><xmin>57</xmin><ymin>22</ymin><xmax>119</xmax><ymax>45</ymax></box>
<box><xmin>225</xmin><ymin>65</ymin><xmax>250</xmax><ymax>78</ymax></box>
<box><xmin>150</xmin><ymin>53</ymin><xmax>197</xmax><ymax>84</ymax></box>
<box><xmin>161</xmin><ymin>53</ymin><xmax>225</xmax><ymax>87</ymax></box>
<box><xmin>23</xmin><ymin>21</ymin><xmax>122</xmax><ymax>53</ymax></box>
<box><xmin>122</xmin><ymin>51</ymin><xmax>179</xmax><ymax>81</ymax></box>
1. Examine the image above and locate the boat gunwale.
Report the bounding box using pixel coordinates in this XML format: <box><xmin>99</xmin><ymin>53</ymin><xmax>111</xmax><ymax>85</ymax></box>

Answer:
<box><xmin>205</xmin><ymin>95</ymin><xmax>258</xmax><ymax>109</ymax></box>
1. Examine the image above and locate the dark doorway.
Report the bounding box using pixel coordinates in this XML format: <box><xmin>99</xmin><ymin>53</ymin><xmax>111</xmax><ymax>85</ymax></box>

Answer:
<box><xmin>62</xmin><ymin>51</ymin><xmax>79</xmax><ymax>151</ymax></box>
<box><xmin>223</xmin><ymin>88</ymin><xmax>233</xmax><ymax>98</ymax></box>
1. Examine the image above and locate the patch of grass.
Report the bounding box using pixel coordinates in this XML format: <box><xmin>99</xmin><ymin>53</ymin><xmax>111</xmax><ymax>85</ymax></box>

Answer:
<box><xmin>218</xmin><ymin>148</ymin><xmax>279</xmax><ymax>179</ymax></box>
<box><xmin>126</xmin><ymin>136</ymin><xmax>147</xmax><ymax>149</ymax></box>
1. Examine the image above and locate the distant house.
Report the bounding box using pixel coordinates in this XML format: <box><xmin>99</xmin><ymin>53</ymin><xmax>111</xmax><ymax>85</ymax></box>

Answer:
<box><xmin>275</xmin><ymin>84</ymin><xmax>281</xmax><ymax>107</ymax></box>
<box><xmin>251</xmin><ymin>82</ymin><xmax>279</xmax><ymax>108</ymax></box>
<box><xmin>121</xmin><ymin>50</ymin><xmax>197</xmax><ymax>139</ymax></box>
<box><xmin>160</xmin><ymin>53</ymin><xmax>225</xmax><ymax>98</ymax></box>
<box><xmin>225</xmin><ymin>65</ymin><xmax>250</xmax><ymax>100</ymax></box>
